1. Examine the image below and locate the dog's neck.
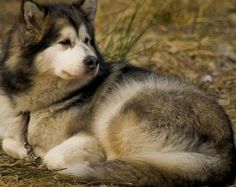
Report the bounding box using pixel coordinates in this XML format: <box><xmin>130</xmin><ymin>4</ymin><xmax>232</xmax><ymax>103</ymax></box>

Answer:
<box><xmin>13</xmin><ymin>74</ymin><xmax>87</xmax><ymax>112</ymax></box>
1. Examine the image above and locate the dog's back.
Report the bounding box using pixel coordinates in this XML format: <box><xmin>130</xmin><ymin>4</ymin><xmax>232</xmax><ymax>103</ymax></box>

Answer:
<box><xmin>69</xmin><ymin>64</ymin><xmax>235</xmax><ymax>186</ymax></box>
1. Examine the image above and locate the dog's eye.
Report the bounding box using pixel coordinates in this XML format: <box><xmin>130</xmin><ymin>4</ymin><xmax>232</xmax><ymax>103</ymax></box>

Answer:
<box><xmin>59</xmin><ymin>39</ymin><xmax>71</xmax><ymax>46</ymax></box>
<box><xmin>84</xmin><ymin>37</ymin><xmax>90</xmax><ymax>45</ymax></box>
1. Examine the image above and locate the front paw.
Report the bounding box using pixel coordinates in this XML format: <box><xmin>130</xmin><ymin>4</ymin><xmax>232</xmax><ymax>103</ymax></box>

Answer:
<box><xmin>2</xmin><ymin>138</ymin><xmax>27</xmax><ymax>159</ymax></box>
<box><xmin>43</xmin><ymin>149</ymin><xmax>66</xmax><ymax>170</ymax></box>
<box><xmin>44</xmin><ymin>150</ymin><xmax>92</xmax><ymax>177</ymax></box>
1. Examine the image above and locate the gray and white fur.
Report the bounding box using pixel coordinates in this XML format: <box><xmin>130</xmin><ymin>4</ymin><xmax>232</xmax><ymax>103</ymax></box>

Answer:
<box><xmin>0</xmin><ymin>0</ymin><xmax>235</xmax><ymax>186</ymax></box>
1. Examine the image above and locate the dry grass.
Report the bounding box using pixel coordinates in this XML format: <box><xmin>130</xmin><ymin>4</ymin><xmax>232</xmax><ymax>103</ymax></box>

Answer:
<box><xmin>0</xmin><ymin>0</ymin><xmax>236</xmax><ymax>186</ymax></box>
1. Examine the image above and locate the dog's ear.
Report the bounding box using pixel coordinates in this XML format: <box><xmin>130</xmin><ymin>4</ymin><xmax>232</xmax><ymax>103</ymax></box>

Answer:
<box><xmin>20</xmin><ymin>0</ymin><xmax>45</xmax><ymax>30</ymax></box>
<box><xmin>73</xmin><ymin>0</ymin><xmax>97</xmax><ymax>22</ymax></box>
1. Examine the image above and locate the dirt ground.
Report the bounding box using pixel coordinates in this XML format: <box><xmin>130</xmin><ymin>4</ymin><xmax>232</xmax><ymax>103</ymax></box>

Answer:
<box><xmin>0</xmin><ymin>0</ymin><xmax>236</xmax><ymax>186</ymax></box>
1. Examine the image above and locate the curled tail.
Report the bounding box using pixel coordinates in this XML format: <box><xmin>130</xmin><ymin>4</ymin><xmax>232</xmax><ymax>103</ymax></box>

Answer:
<box><xmin>62</xmin><ymin>152</ymin><xmax>235</xmax><ymax>186</ymax></box>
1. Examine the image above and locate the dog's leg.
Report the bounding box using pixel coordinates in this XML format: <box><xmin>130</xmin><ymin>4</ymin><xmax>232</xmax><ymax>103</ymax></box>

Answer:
<box><xmin>2</xmin><ymin>115</ymin><xmax>27</xmax><ymax>159</ymax></box>
<box><xmin>0</xmin><ymin>93</ymin><xmax>27</xmax><ymax>159</ymax></box>
<box><xmin>43</xmin><ymin>133</ymin><xmax>105</xmax><ymax>170</ymax></box>
<box><xmin>0</xmin><ymin>93</ymin><xmax>16</xmax><ymax>138</ymax></box>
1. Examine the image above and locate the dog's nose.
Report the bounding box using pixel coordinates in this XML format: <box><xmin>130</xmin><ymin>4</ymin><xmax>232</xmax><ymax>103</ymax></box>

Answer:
<box><xmin>84</xmin><ymin>56</ymin><xmax>98</xmax><ymax>69</ymax></box>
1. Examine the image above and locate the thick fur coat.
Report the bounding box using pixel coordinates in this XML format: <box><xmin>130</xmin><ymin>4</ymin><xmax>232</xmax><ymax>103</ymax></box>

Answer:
<box><xmin>0</xmin><ymin>0</ymin><xmax>235</xmax><ymax>186</ymax></box>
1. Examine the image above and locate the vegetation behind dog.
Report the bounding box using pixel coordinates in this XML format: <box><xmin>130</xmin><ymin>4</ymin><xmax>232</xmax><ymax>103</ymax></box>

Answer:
<box><xmin>0</xmin><ymin>0</ymin><xmax>236</xmax><ymax>186</ymax></box>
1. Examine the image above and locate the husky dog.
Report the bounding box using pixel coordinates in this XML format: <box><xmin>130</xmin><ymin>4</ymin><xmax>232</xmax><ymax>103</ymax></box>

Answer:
<box><xmin>0</xmin><ymin>0</ymin><xmax>235</xmax><ymax>186</ymax></box>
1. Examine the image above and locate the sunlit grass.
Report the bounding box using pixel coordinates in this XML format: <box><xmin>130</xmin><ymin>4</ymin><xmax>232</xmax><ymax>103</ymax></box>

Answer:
<box><xmin>97</xmin><ymin>0</ymin><xmax>154</xmax><ymax>62</ymax></box>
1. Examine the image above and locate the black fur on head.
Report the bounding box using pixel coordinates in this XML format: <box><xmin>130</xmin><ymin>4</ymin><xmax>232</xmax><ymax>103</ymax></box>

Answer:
<box><xmin>0</xmin><ymin>0</ymin><xmax>103</xmax><ymax>96</ymax></box>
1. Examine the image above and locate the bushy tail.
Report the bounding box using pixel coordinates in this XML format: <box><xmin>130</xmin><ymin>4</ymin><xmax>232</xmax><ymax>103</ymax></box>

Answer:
<box><xmin>63</xmin><ymin>152</ymin><xmax>234</xmax><ymax>186</ymax></box>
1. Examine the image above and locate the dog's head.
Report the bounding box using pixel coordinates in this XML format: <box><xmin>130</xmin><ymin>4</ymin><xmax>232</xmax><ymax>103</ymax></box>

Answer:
<box><xmin>22</xmin><ymin>0</ymin><xmax>99</xmax><ymax>80</ymax></box>
<box><xmin>1</xmin><ymin>0</ymin><xmax>101</xmax><ymax>95</ymax></box>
